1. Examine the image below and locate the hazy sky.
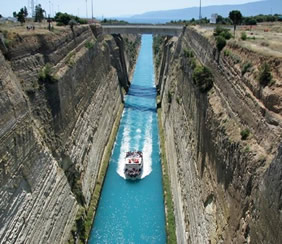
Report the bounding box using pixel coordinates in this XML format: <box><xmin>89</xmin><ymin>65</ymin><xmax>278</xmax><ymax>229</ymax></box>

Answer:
<box><xmin>1</xmin><ymin>0</ymin><xmax>261</xmax><ymax>18</ymax></box>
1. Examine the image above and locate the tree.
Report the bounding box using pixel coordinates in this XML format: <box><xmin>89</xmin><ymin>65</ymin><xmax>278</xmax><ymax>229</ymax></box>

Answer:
<box><xmin>14</xmin><ymin>7</ymin><xmax>28</xmax><ymax>24</ymax></box>
<box><xmin>0</xmin><ymin>14</ymin><xmax>2</xmax><ymax>19</ymax></box>
<box><xmin>35</xmin><ymin>4</ymin><xmax>45</xmax><ymax>22</ymax></box>
<box><xmin>229</xmin><ymin>10</ymin><xmax>242</xmax><ymax>36</ymax></box>
<box><xmin>54</xmin><ymin>12</ymin><xmax>86</xmax><ymax>26</ymax></box>
<box><xmin>23</xmin><ymin>6</ymin><xmax>28</xmax><ymax>18</ymax></box>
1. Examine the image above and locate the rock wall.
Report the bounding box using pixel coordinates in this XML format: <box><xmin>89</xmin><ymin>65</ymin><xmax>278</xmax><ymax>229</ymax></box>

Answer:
<box><xmin>0</xmin><ymin>24</ymin><xmax>140</xmax><ymax>244</ymax></box>
<box><xmin>156</xmin><ymin>27</ymin><xmax>282</xmax><ymax>243</ymax></box>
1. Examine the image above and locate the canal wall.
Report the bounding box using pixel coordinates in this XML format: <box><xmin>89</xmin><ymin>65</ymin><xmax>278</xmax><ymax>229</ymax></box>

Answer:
<box><xmin>156</xmin><ymin>27</ymin><xmax>282</xmax><ymax>243</ymax></box>
<box><xmin>0</xmin><ymin>24</ymin><xmax>140</xmax><ymax>243</ymax></box>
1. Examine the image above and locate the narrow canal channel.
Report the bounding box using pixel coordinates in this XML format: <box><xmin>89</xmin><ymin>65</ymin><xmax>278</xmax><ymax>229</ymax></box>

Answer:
<box><xmin>89</xmin><ymin>35</ymin><xmax>166</xmax><ymax>243</ymax></box>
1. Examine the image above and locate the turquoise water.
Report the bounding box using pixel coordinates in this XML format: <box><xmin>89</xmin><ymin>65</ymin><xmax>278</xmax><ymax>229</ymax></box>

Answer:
<box><xmin>89</xmin><ymin>35</ymin><xmax>166</xmax><ymax>244</ymax></box>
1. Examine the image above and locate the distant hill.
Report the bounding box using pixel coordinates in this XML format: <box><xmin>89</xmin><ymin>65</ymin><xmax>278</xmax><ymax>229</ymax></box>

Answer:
<box><xmin>126</xmin><ymin>0</ymin><xmax>282</xmax><ymax>23</ymax></box>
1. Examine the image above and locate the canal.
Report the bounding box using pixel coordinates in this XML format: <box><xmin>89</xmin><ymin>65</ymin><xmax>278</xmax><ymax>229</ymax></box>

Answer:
<box><xmin>89</xmin><ymin>35</ymin><xmax>166</xmax><ymax>243</ymax></box>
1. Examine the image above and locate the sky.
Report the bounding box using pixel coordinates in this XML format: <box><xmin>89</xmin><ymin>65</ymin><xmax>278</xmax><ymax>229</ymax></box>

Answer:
<box><xmin>0</xmin><ymin>0</ymin><xmax>261</xmax><ymax>18</ymax></box>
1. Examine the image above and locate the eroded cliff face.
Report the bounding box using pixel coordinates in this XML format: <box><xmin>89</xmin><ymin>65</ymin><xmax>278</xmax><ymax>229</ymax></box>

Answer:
<box><xmin>0</xmin><ymin>24</ymin><xmax>140</xmax><ymax>244</ymax></box>
<box><xmin>156</xmin><ymin>28</ymin><xmax>282</xmax><ymax>243</ymax></box>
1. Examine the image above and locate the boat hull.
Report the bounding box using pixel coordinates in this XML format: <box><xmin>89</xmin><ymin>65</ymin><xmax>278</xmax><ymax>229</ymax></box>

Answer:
<box><xmin>124</xmin><ymin>151</ymin><xmax>143</xmax><ymax>180</ymax></box>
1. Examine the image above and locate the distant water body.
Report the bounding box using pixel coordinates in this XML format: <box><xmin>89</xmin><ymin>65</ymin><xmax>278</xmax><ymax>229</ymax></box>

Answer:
<box><xmin>89</xmin><ymin>35</ymin><xmax>166</xmax><ymax>243</ymax></box>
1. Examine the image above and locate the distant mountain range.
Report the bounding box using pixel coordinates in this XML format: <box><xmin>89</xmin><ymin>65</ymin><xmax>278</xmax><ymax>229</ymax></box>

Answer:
<box><xmin>118</xmin><ymin>0</ymin><xmax>282</xmax><ymax>23</ymax></box>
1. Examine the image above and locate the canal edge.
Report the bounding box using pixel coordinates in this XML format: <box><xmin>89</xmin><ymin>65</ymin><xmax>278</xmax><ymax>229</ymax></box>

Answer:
<box><xmin>84</xmin><ymin>103</ymin><xmax>124</xmax><ymax>243</ymax></box>
<box><xmin>157</xmin><ymin>103</ymin><xmax>177</xmax><ymax>244</ymax></box>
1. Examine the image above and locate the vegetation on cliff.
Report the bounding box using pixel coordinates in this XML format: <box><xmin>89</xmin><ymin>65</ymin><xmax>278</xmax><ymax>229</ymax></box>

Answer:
<box><xmin>54</xmin><ymin>12</ymin><xmax>87</xmax><ymax>26</ymax></box>
<box><xmin>213</xmin><ymin>26</ymin><xmax>232</xmax><ymax>40</ymax></box>
<box><xmin>241</xmin><ymin>61</ymin><xmax>252</xmax><ymax>75</ymax></box>
<box><xmin>240</xmin><ymin>128</ymin><xmax>250</xmax><ymax>140</ymax></box>
<box><xmin>193</xmin><ymin>65</ymin><xmax>214</xmax><ymax>92</ymax></box>
<box><xmin>68</xmin><ymin>104</ymin><xmax>125</xmax><ymax>244</ymax></box>
<box><xmin>153</xmin><ymin>35</ymin><xmax>165</xmax><ymax>69</ymax></box>
<box><xmin>157</xmin><ymin>106</ymin><xmax>177</xmax><ymax>244</ymax></box>
<box><xmin>124</xmin><ymin>37</ymin><xmax>140</xmax><ymax>68</ymax></box>
<box><xmin>216</xmin><ymin>35</ymin><xmax>227</xmax><ymax>57</ymax></box>
<box><xmin>213</xmin><ymin>26</ymin><xmax>232</xmax><ymax>60</ymax></box>
<box><xmin>258</xmin><ymin>62</ymin><xmax>273</xmax><ymax>87</ymax></box>
<box><xmin>38</xmin><ymin>64</ymin><xmax>58</xmax><ymax>83</ymax></box>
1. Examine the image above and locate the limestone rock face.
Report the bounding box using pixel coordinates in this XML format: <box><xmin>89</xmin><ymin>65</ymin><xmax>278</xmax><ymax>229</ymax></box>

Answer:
<box><xmin>0</xmin><ymin>25</ymin><xmax>140</xmax><ymax>243</ymax></box>
<box><xmin>156</xmin><ymin>28</ymin><xmax>282</xmax><ymax>244</ymax></box>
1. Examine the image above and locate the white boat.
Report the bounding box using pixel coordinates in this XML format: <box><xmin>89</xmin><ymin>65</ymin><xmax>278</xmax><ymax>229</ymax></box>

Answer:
<box><xmin>124</xmin><ymin>151</ymin><xmax>143</xmax><ymax>180</ymax></box>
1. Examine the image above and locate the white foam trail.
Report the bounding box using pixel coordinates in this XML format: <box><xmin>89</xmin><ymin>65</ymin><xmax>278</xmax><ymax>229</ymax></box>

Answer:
<box><xmin>141</xmin><ymin>114</ymin><xmax>153</xmax><ymax>179</ymax></box>
<box><xmin>116</xmin><ymin>112</ymin><xmax>153</xmax><ymax>180</ymax></box>
<box><xmin>116</xmin><ymin>117</ymin><xmax>130</xmax><ymax>179</ymax></box>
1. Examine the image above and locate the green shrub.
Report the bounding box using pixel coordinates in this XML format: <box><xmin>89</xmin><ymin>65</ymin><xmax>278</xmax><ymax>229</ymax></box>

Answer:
<box><xmin>155</xmin><ymin>55</ymin><xmax>161</xmax><ymax>68</ymax></box>
<box><xmin>176</xmin><ymin>96</ymin><xmax>182</xmax><ymax>104</ymax></box>
<box><xmin>240</xmin><ymin>128</ymin><xmax>250</xmax><ymax>140</ymax></box>
<box><xmin>258</xmin><ymin>63</ymin><xmax>272</xmax><ymax>86</ymax></box>
<box><xmin>221</xmin><ymin>30</ymin><xmax>232</xmax><ymax>40</ymax></box>
<box><xmin>244</xmin><ymin>17</ymin><xmax>257</xmax><ymax>25</ymax></box>
<box><xmin>4</xmin><ymin>38</ymin><xmax>10</xmax><ymax>48</ymax></box>
<box><xmin>38</xmin><ymin>64</ymin><xmax>57</xmax><ymax>83</ymax></box>
<box><xmin>189</xmin><ymin>57</ymin><xmax>197</xmax><ymax>70</ymax></box>
<box><xmin>65</xmin><ymin>52</ymin><xmax>75</xmax><ymax>67</ymax></box>
<box><xmin>183</xmin><ymin>48</ymin><xmax>194</xmax><ymax>58</ymax></box>
<box><xmin>193</xmin><ymin>65</ymin><xmax>214</xmax><ymax>92</ymax></box>
<box><xmin>241</xmin><ymin>62</ymin><xmax>252</xmax><ymax>75</ymax></box>
<box><xmin>157</xmin><ymin>108</ymin><xmax>177</xmax><ymax>244</ymax></box>
<box><xmin>223</xmin><ymin>49</ymin><xmax>231</xmax><ymax>57</ymax></box>
<box><xmin>214</xmin><ymin>26</ymin><xmax>232</xmax><ymax>40</ymax></box>
<box><xmin>153</xmin><ymin>36</ymin><xmax>164</xmax><ymax>55</ymax></box>
<box><xmin>216</xmin><ymin>35</ymin><xmax>226</xmax><ymax>53</ymax></box>
<box><xmin>241</xmin><ymin>32</ymin><xmax>247</xmax><ymax>40</ymax></box>
<box><xmin>55</xmin><ymin>12</ymin><xmax>87</xmax><ymax>25</ymax></box>
<box><xmin>85</xmin><ymin>40</ymin><xmax>94</xmax><ymax>49</ymax></box>
<box><xmin>244</xmin><ymin>145</ymin><xmax>251</xmax><ymax>152</ymax></box>
<box><xmin>183</xmin><ymin>47</ymin><xmax>196</xmax><ymax>69</ymax></box>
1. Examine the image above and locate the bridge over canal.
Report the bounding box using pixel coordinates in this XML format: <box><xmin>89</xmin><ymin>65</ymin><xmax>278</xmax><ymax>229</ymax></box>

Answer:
<box><xmin>102</xmin><ymin>25</ymin><xmax>184</xmax><ymax>36</ymax></box>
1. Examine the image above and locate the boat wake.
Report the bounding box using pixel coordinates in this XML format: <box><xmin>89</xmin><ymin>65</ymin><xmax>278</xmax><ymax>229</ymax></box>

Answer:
<box><xmin>117</xmin><ymin>126</ymin><xmax>130</xmax><ymax>179</ymax></box>
<box><xmin>116</xmin><ymin>114</ymin><xmax>153</xmax><ymax>180</ymax></box>
<box><xmin>140</xmin><ymin>115</ymin><xmax>152</xmax><ymax>179</ymax></box>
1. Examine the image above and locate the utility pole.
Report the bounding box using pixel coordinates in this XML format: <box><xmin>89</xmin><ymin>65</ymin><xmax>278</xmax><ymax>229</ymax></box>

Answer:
<box><xmin>91</xmin><ymin>0</ymin><xmax>94</xmax><ymax>20</ymax></box>
<box><xmin>49</xmin><ymin>0</ymin><xmax>51</xmax><ymax>18</ymax></box>
<box><xmin>85</xmin><ymin>0</ymin><xmax>88</xmax><ymax>19</ymax></box>
<box><xmin>31</xmin><ymin>0</ymin><xmax>35</xmax><ymax>17</ymax></box>
<box><xmin>199</xmin><ymin>0</ymin><xmax>202</xmax><ymax>20</ymax></box>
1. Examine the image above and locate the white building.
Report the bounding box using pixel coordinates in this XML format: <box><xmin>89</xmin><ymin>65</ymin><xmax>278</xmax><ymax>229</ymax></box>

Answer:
<box><xmin>210</xmin><ymin>14</ymin><xmax>218</xmax><ymax>24</ymax></box>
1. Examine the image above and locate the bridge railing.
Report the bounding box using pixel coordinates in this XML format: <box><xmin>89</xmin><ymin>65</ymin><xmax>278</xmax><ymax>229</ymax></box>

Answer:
<box><xmin>102</xmin><ymin>25</ymin><xmax>184</xmax><ymax>36</ymax></box>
